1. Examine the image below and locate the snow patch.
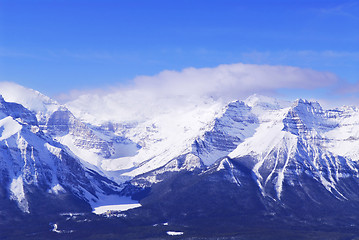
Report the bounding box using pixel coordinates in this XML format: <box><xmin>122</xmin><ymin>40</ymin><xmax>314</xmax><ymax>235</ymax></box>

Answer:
<box><xmin>50</xmin><ymin>223</ymin><xmax>74</xmax><ymax>234</ymax></box>
<box><xmin>91</xmin><ymin>195</ymin><xmax>141</xmax><ymax>215</ymax></box>
<box><xmin>93</xmin><ymin>204</ymin><xmax>141</xmax><ymax>214</ymax></box>
<box><xmin>167</xmin><ymin>231</ymin><xmax>184</xmax><ymax>236</ymax></box>
<box><xmin>9</xmin><ymin>176</ymin><xmax>29</xmax><ymax>213</ymax></box>
<box><xmin>55</xmin><ymin>134</ymin><xmax>102</xmax><ymax>167</ymax></box>
<box><xmin>48</xmin><ymin>184</ymin><xmax>66</xmax><ymax>194</ymax></box>
<box><xmin>0</xmin><ymin>116</ymin><xmax>22</xmax><ymax>141</ymax></box>
<box><xmin>51</xmin><ymin>223</ymin><xmax>61</xmax><ymax>233</ymax></box>
<box><xmin>44</xmin><ymin>143</ymin><xmax>62</xmax><ymax>158</ymax></box>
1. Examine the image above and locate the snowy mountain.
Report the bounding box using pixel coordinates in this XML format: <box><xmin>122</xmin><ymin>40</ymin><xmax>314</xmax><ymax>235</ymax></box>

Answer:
<box><xmin>4</xmin><ymin>82</ymin><xmax>359</xmax><ymax>195</ymax></box>
<box><xmin>227</xmin><ymin>97</ymin><xmax>359</xmax><ymax>200</ymax></box>
<box><xmin>0</xmin><ymin>82</ymin><xmax>141</xmax><ymax>183</ymax></box>
<box><xmin>0</xmin><ymin>93</ymin><xmax>122</xmax><ymax>216</ymax></box>
<box><xmin>63</xmin><ymin>89</ymin><xmax>359</xmax><ymax>219</ymax></box>
<box><xmin>4</xmin><ymin>82</ymin><xmax>359</xmax><ymax>239</ymax></box>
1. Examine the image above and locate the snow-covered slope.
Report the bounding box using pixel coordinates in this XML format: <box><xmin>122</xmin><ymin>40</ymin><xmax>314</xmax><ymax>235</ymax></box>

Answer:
<box><xmin>64</xmin><ymin>92</ymin><xmax>229</xmax><ymax>177</ymax></box>
<box><xmin>6</xmin><ymin>81</ymin><xmax>359</xmax><ymax>234</ymax></box>
<box><xmin>5</xmin><ymin>81</ymin><xmax>359</xmax><ymax>205</ymax></box>
<box><xmin>0</xmin><ymin>82</ymin><xmax>60</xmax><ymax>125</ymax></box>
<box><xmin>0</xmin><ymin>95</ymin><xmax>122</xmax><ymax>213</ymax></box>
<box><xmin>228</xmin><ymin>98</ymin><xmax>359</xmax><ymax>200</ymax></box>
<box><xmin>0</xmin><ymin>82</ymin><xmax>140</xmax><ymax>182</ymax></box>
<box><xmin>64</xmin><ymin>88</ymin><xmax>359</xmax><ymax>203</ymax></box>
<box><xmin>64</xmin><ymin>93</ymin><xmax>293</xmax><ymax>183</ymax></box>
<box><xmin>126</xmin><ymin>95</ymin><xmax>359</xmax><ymax>226</ymax></box>
<box><xmin>66</xmin><ymin>95</ymin><xmax>264</xmax><ymax>178</ymax></box>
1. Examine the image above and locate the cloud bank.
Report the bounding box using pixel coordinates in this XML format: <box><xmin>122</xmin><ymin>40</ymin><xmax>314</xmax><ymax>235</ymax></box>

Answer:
<box><xmin>131</xmin><ymin>63</ymin><xmax>337</xmax><ymax>99</ymax></box>
<box><xmin>64</xmin><ymin>63</ymin><xmax>339</xmax><ymax>123</ymax></box>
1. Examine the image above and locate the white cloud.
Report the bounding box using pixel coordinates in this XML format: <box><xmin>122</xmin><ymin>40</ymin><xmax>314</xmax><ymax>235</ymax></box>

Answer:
<box><xmin>131</xmin><ymin>63</ymin><xmax>337</xmax><ymax>99</ymax></box>
<box><xmin>63</xmin><ymin>63</ymin><xmax>339</xmax><ymax>124</ymax></box>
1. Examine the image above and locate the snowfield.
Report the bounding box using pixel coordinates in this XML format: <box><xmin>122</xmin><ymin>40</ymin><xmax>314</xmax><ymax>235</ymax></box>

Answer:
<box><xmin>167</xmin><ymin>231</ymin><xmax>184</xmax><ymax>236</ymax></box>
<box><xmin>90</xmin><ymin>195</ymin><xmax>142</xmax><ymax>214</ymax></box>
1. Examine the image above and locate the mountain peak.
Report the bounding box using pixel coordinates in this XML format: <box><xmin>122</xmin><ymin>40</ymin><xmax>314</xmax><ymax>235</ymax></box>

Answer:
<box><xmin>0</xmin><ymin>82</ymin><xmax>60</xmax><ymax>119</ymax></box>
<box><xmin>292</xmin><ymin>98</ymin><xmax>323</xmax><ymax>113</ymax></box>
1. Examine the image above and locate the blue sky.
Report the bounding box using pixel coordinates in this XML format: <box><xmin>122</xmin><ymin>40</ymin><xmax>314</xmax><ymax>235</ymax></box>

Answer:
<box><xmin>0</xmin><ymin>0</ymin><xmax>358</xmax><ymax>102</ymax></box>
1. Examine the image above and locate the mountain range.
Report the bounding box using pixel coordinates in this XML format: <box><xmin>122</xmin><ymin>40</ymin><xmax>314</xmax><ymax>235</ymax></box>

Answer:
<box><xmin>2</xmin><ymin>82</ymin><xmax>359</xmax><ymax>239</ymax></box>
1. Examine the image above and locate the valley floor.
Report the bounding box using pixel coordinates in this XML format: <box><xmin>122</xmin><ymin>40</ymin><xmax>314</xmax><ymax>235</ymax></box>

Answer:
<box><xmin>2</xmin><ymin>212</ymin><xmax>359</xmax><ymax>240</ymax></box>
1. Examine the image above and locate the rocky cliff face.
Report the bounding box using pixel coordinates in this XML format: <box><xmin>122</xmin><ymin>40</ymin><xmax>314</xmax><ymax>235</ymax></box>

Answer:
<box><xmin>46</xmin><ymin>107</ymin><xmax>115</xmax><ymax>158</ymax></box>
<box><xmin>192</xmin><ymin>100</ymin><xmax>258</xmax><ymax>165</ymax></box>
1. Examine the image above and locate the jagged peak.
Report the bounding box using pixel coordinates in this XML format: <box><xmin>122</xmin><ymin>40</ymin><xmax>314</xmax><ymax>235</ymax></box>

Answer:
<box><xmin>283</xmin><ymin>99</ymin><xmax>339</xmax><ymax>137</ymax></box>
<box><xmin>226</xmin><ymin>100</ymin><xmax>248</xmax><ymax>110</ymax></box>
<box><xmin>214</xmin><ymin>100</ymin><xmax>257</xmax><ymax>126</ymax></box>
<box><xmin>292</xmin><ymin>98</ymin><xmax>323</xmax><ymax>114</ymax></box>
